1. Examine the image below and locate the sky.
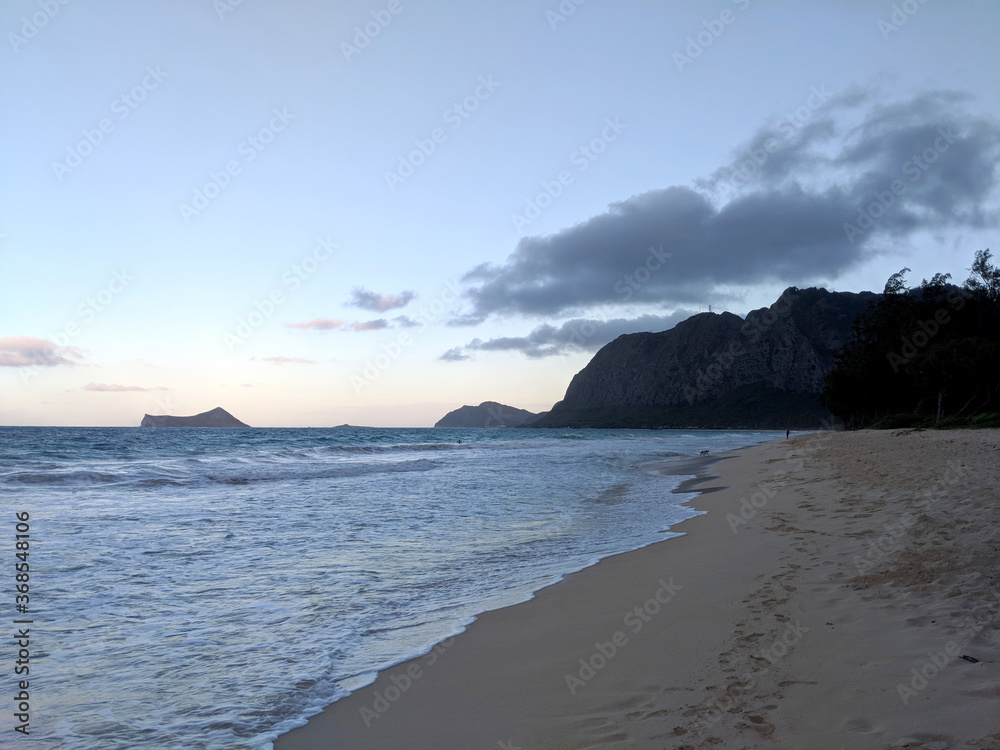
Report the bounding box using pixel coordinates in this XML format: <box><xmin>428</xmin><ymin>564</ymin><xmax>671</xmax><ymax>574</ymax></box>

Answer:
<box><xmin>1</xmin><ymin>0</ymin><xmax>998</xmax><ymax>427</ymax></box>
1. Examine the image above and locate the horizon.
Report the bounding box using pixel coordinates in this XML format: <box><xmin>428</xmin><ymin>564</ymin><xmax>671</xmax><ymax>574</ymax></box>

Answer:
<box><xmin>2</xmin><ymin>1</ymin><xmax>998</xmax><ymax>427</ymax></box>
<box><xmin>4</xmin><ymin>283</ymin><xmax>881</xmax><ymax>428</ymax></box>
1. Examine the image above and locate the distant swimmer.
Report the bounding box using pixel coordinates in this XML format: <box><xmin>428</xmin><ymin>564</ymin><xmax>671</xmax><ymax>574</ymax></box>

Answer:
<box><xmin>457</xmin><ymin>439</ymin><xmax>462</xmax><ymax>444</ymax></box>
<box><xmin>699</xmin><ymin>450</ymin><xmax>710</xmax><ymax>456</ymax></box>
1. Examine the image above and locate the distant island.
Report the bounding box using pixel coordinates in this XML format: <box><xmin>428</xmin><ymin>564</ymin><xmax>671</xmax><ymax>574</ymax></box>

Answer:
<box><xmin>434</xmin><ymin>401</ymin><xmax>544</xmax><ymax>428</ymax></box>
<box><xmin>140</xmin><ymin>407</ymin><xmax>250</xmax><ymax>428</ymax></box>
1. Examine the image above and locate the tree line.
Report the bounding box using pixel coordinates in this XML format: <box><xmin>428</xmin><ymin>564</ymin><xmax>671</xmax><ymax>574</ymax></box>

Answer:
<box><xmin>821</xmin><ymin>249</ymin><xmax>1000</xmax><ymax>429</ymax></box>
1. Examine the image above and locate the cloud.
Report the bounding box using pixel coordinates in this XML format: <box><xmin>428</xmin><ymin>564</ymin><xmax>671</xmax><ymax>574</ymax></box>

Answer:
<box><xmin>83</xmin><ymin>383</ymin><xmax>165</xmax><ymax>392</ymax></box>
<box><xmin>261</xmin><ymin>356</ymin><xmax>315</xmax><ymax>365</ymax></box>
<box><xmin>444</xmin><ymin>311</ymin><xmax>696</xmax><ymax>360</ymax></box>
<box><xmin>348</xmin><ymin>287</ymin><xmax>416</xmax><ymax>312</ymax></box>
<box><xmin>0</xmin><ymin>336</ymin><xmax>80</xmax><ymax>367</ymax></box>
<box><xmin>459</xmin><ymin>90</ymin><xmax>1000</xmax><ymax>320</ymax></box>
<box><xmin>393</xmin><ymin>315</ymin><xmax>421</xmax><ymax>328</ymax></box>
<box><xmin>286</xmin><ymin>319</ymin><xmax>345</xmax><ymax>330</ymax></box>
<box><xmin>286</xmin><ymin>317</ymin><xmax>392</xmax><ymax>332</ymax></box>
<box><xmin>439</xmin><ymin>347</ymin><xmax>472</xmax><ymax>362</ymax></box>
<box><xmin>351</xmin><ymin>319</ymin><xmax>389</xmax><ymax>331</ymax></box>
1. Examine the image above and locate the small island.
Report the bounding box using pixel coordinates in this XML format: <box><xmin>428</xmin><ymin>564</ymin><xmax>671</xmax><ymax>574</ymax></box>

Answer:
<box><xmin>140</xmin><ymin>407</ymin><xmax>250</xmax><ymax>428</ymax></box>
<box><xmin>434</xmin><ymin>401</ymin><xmax>543</xmax><ymax>428</ymax></box>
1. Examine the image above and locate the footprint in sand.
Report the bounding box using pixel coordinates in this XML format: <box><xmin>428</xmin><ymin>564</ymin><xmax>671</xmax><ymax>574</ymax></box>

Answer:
<box><xmin>745</xmin><ymin>714</ymin><xmax>776</xmax><ymax>736</ymax></box>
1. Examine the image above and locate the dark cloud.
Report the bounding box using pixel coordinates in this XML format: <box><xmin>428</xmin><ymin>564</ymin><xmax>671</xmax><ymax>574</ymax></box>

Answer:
<box><xmin>444</xmin><ymin>311</ymin><xmax>696</xmax><ymax>360</ymax></box>
<box><xmin>352</xmin><ymin>319</ymin><xmax>390</xmax><ymax>331</ymax></box>
<box><xmin>439</xmin><ymin>347</ymin><xmax>471</xmax><ymax>362</ymax></box>
<box><xmin>349</xmin><ymin>287</ymin><xmax>416</xmax><ymax>312</ymax></box>
<box><xmin>459</xmin><ymin>90</ymin><xmax>1000</xmax><ymax>320</ymax></box>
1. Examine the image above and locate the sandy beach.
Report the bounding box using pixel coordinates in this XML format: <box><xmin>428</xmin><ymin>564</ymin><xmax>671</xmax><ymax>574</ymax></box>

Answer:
<box><xmin>274</xmin><ymin>429</ymin><xmax>1000</xmax><ymax>750</ymax></box>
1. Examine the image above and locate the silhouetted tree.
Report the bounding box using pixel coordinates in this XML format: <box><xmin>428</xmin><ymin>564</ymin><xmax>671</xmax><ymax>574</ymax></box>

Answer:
<box><xmin>821</xmin><ymin>250</ymin><xmax>1000</xmax><ymax>428</ymax></box>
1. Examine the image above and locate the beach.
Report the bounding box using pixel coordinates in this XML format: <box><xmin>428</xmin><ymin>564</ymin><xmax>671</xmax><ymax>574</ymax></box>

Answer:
<box><xmin>275</xmin><ymin>429</ymin><xmax>1000</xmax><ymax>749</ymax></box>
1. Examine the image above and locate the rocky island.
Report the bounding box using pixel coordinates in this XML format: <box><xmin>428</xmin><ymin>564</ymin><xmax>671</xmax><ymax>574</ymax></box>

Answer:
<box><xmin>140</xmin><ymin>407</ymin><xmax>250</xmax><ymax>428</ymax></box>
<box><xmin>434</xmin><ymin>401</ymin><xmax>543</xmax><ymax>428</ymax></box>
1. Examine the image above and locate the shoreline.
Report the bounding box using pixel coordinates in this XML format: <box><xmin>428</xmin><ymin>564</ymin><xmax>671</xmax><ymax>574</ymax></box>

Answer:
<box><xmin>269</xmin><ymin>445</ymin><xmax>741</xmax><ymax>744</ymax></box>
<box><xmin>274</xmin><ymin>430</ymin><xmax>999</xmax><ymax>749</ymax></box>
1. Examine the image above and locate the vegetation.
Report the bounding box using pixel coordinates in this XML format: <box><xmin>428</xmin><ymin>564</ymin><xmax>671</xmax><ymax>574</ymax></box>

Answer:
<box><xmin>821</xmin><ymin>249</ymin><xmax>1000</xmax><ymax>429</ymax></box>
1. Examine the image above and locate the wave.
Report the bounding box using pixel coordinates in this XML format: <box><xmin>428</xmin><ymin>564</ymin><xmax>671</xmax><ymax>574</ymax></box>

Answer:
<box><xmin>327</xmin><ymin>443</ymin><xmax>467</xmax><ymax>454</ymax></box>
<box><xmin>5</xmin><ymin>470</ymin><xmax>121</xmax><ymax>484</ymax></box>
<box><xmin>3</xmin><ymin>458</ymin><xmax>441</xmax><ymax>488</ymax></box>
<box><xmin>192</xmin><ymin>458</ymin><xmax>442</xmax><ymax>485</ymax></box>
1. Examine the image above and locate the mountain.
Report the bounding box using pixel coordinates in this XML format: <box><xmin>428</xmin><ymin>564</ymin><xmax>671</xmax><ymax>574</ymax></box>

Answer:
<box><xmin>434</xmin><ymin>401</ymin><xmax>543</xmax><ymax>428</ymax></box>
<box><xmin>140</xmin><ymin>407</ymin><xmax>250</xmax><ymax>428</ymax></box>
<box><xmin>530</xmin><ymin>287</ymin><xmax>878</xmax><ymax>429</ymax></box>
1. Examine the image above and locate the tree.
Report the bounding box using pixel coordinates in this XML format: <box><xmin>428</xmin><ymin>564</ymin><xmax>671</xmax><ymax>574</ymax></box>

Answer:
<box><xmin>821</xmin><ymin>249</ymin><xmax>1000</xmax><ymax>428</ymax></box>
<box><xmin>965</xmin><ymin>249</ymin><xmax>1000</xmax><ymax>301</ymax></box>
<box><xmin>884</xmin><ymin>267</ymin><xmax>910</xmax><ymax>295</ymax></box>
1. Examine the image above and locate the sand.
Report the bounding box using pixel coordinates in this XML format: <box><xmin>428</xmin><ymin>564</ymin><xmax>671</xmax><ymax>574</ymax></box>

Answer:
<box><xmin>274</xmin><ymin>429</ymin><xmax>1000</xmax><ymax>749</ymax></box>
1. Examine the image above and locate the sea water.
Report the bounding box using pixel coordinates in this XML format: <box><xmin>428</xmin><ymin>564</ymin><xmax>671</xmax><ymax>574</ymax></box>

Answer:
<box><xmin>0</xmin><ymin>426</ymin><xmax>781</xmax><ymax>749</ymax></box>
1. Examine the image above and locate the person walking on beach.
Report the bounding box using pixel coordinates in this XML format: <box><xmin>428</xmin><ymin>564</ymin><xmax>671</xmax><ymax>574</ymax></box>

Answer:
<box><xmin>786</xmin><ymin>428</ymin><xmax>790</xmax><ymax>439</ymax></box>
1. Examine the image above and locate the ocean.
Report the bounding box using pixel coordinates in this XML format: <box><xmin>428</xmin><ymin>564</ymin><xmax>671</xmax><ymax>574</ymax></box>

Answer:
<box><xmin>0</xmin><ymin>426</ymin><xmax>782</xmax><ymax>749</ymax></box>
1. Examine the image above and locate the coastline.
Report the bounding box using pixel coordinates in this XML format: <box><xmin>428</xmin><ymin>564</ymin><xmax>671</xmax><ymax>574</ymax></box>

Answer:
<box><xmin>274</xmin><ymin>430</ymin><xmax>999</xmax><ymax>749</ymax></box>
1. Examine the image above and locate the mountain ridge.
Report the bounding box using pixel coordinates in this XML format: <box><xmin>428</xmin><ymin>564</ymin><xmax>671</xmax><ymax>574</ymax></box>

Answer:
<box><xmin>531</xmin><ymin>287</ymin><xmax>878</xmax><ymax>429</ymax></box>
